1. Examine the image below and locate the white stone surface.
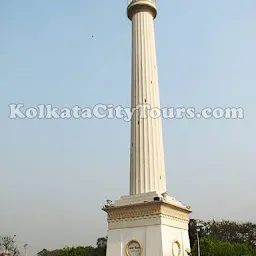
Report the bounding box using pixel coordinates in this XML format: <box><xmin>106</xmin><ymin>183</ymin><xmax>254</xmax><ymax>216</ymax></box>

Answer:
<box><xmin>129</xmin><ymin>0</ymin><xmax>166</xmax><ymax>196</ymax></box>
<box><xmin>107</xmin><ymin>207</ymin><xmax>190</xmax><ymax>231</ymax></box>
<box><xmin>114</xmin><ymin>192</ymin><xmax>159</xmax><ymax>206</ymax></box>
<box><xmin>106</xmin><ymin>224</ymin><xmax>191</xmax><ymax>256</ymax></box>
<box><xmin>114</xmin><ymin>192</ymin><xmax>189</xmax><ymax>210</ymax></box>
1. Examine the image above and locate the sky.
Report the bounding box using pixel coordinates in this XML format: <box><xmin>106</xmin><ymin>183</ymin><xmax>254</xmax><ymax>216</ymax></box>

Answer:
<box><xmin>0</xmin><ymin>0</ymin><xmax>256</xmax><ymax>255</ymax></box>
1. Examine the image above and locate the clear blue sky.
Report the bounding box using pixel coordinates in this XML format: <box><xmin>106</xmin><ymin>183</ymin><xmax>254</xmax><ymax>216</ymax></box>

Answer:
<box><xmin>1</xmin><ymin>0</ymin><xmax>255</xmax><ymax>255</ymax></box>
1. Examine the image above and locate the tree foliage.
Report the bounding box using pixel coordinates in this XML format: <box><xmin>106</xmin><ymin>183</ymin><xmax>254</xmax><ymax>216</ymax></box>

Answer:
<box><xmin>37</xmin><ymin>249</ymin><xmax>59</xmax><ymax>256</ymax></box>
<box><xmin>0</xmin><ymin>236</ymin><xmax>20</xmax><ymax>256</ymax></box>
<box><xmin>189</xmin><ymin>219</ymin><xmax>256</xmax><ymax>249</ymax></box>
<box><xmin>37</xmin><ymin>237</ymin><xmax>107</xmax><ymax>256</ymax></box>
<box><xmin>36</xmin><ymin>220</ymin><xmax>256</xmax><ymax>256</ymax></box>
<box><xmin>189</xmin><ymin>237</ymin><xmax>256</xmax><ymax>256</ymax></box>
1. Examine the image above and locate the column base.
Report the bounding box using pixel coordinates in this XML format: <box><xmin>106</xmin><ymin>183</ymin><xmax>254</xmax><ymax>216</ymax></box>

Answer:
<box><xmin>102</xmin><ymin>192</ymin><xmax>192</xmax><ymax>256</ymax></box>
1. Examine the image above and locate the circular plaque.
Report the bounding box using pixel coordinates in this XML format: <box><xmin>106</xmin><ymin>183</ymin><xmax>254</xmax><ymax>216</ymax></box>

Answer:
<box><xmin>126</xmin><ymin>240</ymin><xmax>143</xmax><ymax>256</ymax></box>
<box><xmin>172</xmin><ymin>240</ymin><xmax>181</xmax><ymax>256</ymax></box>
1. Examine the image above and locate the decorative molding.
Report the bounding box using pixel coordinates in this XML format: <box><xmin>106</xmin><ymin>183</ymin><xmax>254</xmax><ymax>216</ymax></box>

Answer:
<box><xmin>126</xmin><ymin>240</ymin><xmax>143</xmax><ymax>256</ymax></box>
<box><xmin>161</xmin><ymin>205</ymin><xmax>189</xmax><ymax>220</ymax></box>
<box><xmin>172</xmin><ymin>240</ymin><xmax>181</xmax><ymax>256</ymax></box>
<box><xmin>103</xmin><ymin>201</ymin><xmax>190</xmax><ymax>230</ymax></box>
<box><xmin>107</xmin><ymin>214</ymin><xmax>188</xmax><ymax>224</ymax></box>
<box><xmin>104</xmin><ymin>202</ymin><xmax>190</xmax><ymax>221</ymax></box>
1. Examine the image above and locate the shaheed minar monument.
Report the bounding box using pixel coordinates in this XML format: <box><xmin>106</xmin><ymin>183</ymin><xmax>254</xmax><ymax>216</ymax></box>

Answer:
<box><xmin>103</xmin><ymin>0</ymin><xmax>192</xmax><ymax>255</ymax></box>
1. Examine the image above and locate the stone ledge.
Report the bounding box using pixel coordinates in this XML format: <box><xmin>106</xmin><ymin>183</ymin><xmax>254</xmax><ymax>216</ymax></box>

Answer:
<box><xmin>107</xmin><ymin>214</ymin><xmax>189</xmax><ymax>224</ymax></box>
<box><xmin>111</xmin><ymin>192</ymin><xmax>191</xmax><ymax>211</ymax></box>
<box><xmin>105</xmin><ymin>213</ymin><xmax>189</xmax><ymax>230</ymax></box>
<box><xmin>103</xmin><ymin>200</ymin><xmax>191</xmax><ymax>223</ymax></box>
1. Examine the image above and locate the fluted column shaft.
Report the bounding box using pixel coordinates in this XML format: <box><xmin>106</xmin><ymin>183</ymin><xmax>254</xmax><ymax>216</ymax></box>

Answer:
<box><xmin>129</xmin><ymin>4</ymin><xmax>167</xmax><ymax>195</ymax></box>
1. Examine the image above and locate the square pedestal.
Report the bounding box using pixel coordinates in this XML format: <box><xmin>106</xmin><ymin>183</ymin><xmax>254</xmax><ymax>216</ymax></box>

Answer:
<box><xmin>103</xmin><ymin>194</ymin><xmax>192</xmax><ymax>256</ymax></box>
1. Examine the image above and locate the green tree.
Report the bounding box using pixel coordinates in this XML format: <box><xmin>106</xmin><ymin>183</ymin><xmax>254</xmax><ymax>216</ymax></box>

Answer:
<box><xmin>57</xmin><ymin>246</ymin><xmax>98</xmax><ymax>256</ymax></box>
<box><xmin>96</xmin><ymin>237</ymin><xmax>107</xmax><ymax>249</ymax></box>
<box><xmin>189</xmin><ymin>219</ymin><xmax>210</xmax><ymax>248</ymax></box>
<box><xmin>189</xmin><ymin>219</ymin><xmax>256</xmax><ymax>249</ymax></box>
<box><xmin>207</xmin><ymin>220</ymin><xmax>256</xmax><ymax>246</ymax></box>
<box><xmin>37</xmin><ymin>249</ymin><xmax>59</xmax><ymax>256</ymax></box>
<box><xmin>190</xmin><ymin>237</ymin><xmax>256</xmax><ymax>256</ymax></box>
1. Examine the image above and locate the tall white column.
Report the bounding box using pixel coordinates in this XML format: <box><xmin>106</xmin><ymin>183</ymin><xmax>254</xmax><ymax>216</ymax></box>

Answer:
<box><xmin>103</xmin><ymin>3</ymin><xmax>192</xmax><ymax>255</ymax></box>
<box><xmin>128</xmin><ymin>0</ymin><xmax>167</xmax><ymax>195</ymax></box>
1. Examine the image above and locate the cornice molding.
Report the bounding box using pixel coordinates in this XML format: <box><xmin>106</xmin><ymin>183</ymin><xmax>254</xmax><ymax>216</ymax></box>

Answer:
<box><xmin>103</xmin><ymin>201</ymin><xmax>190</xmax><ymax>222</ymax></box>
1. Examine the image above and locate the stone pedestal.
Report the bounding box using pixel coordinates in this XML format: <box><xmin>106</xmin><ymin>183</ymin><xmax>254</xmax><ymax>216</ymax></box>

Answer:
<box><xmin>103</xmin><ymin>193</ymin><xmax>191</xmax><ymax>256</ymax></box>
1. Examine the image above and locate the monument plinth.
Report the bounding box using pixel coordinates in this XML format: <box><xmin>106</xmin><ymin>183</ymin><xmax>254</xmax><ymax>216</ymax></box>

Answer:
<box><xmin>103</xmin><ymin>1</ymin><xmax>192</xmax><ymax>255</ymax></box>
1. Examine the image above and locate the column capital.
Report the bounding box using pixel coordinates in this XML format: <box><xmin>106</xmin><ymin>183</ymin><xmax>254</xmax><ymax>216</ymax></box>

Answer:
<box><xmin>127</xmin><ymin>0</ymin><xmax>157</xmax><ymax>20</ymax></box>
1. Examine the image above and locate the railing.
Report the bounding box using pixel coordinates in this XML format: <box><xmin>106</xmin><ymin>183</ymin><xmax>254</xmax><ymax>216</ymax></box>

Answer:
<box><xmin>127</xmin><ymin>0</ymin><xmax>156</xmax><ymax>5</ymax></box>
